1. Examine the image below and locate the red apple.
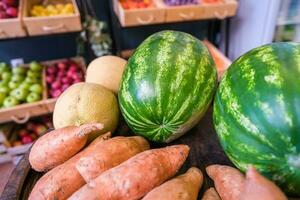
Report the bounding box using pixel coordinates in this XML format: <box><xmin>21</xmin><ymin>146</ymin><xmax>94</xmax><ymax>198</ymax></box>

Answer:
<box><xmin>6</xmin><ymin>7</ymin><xmax>17</xmax><ymax>18</ymax></box>
<box><xmin>46</xmin><ymin>75</ymin><xmax>55</xmax><ymax>83</ymax></box>
<box><xmin>51</xmin><ymin>81</ymin><xmax>61</xmax><ymax>89</ymax></box>
<box><xmin>61</xmin><ymin>84</ymin><xmax>70</xmax><ymax>91</ymax></box>
<box><xmin>46</xmin><ymin>66</ymin><xmax>57</xmax><ymax>74</ymax></box>
<box><xmin>68</xmin><ymin>65</ymin><xmax>78</xmax><ymax>72</ymax></box>
<box><xmin>21</xmin><ymin>135</ymin><xmax>33</xmax><ymax>144</ymax></box>
<box><xmin>30</xmin><ymin>133</ymin><xmax>38</xmax><ymax>140</ymax></box>
<box><xmin>0</xmin><ymin>2</ymin><xmax>8</xmax><ymax>11</ymax></box>
<box><xmin>18</xmin><ymin>129</ymin><xmax>29</xmax><ymax>137</ymax></box>
<box><xmin>72</xmin><ymin>72</ymin><xmax>83</xmax><ymax>80</ymax></box>
<box><xmin>57</xmin><ymin>62</ymin><xmax>67</xmax><ymax>70</ymax></box>
<box><xmin>51</xmin><ymin>89</ymin><xmax>62</xmax><ymax>98</ymax></box>
<box><xmin>73</xmin><ymin>79</ymin><xmax>81</xmax><ymax>84</ymax></box>
<box><xmin>3</xmin><ymin>0</ymin><xmax>17</xmax><ymax>7</ymax></box>
<box><xmin>57</xmin><ymin>70</ymin><xmax>65</xmax><ymax>78</ymax></box>
<box><xmin>61</xmin><ymin>76</ymin><xmax>72</xmax><ymax>84</ymax></box>
<box><xmin>0</xmin><ymin>10</ymin><xmax>8</xmax><ymax>19</ymax></box>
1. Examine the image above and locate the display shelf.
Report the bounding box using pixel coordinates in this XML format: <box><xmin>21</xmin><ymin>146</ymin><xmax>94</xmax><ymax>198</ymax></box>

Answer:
<box><xmin>0</xmin><ymin>57</ymin><xmax>86</xmax><ymax>124</ymax></box>
<box><xmin>113</xmin><ymin>0</ymin><xmax>238</xmax><ymax>27</ymax></box>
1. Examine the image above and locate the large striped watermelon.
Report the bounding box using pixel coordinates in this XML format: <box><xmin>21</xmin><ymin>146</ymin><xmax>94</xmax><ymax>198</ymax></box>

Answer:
<box><xmin>119</xmin><ymin>31</ymin><xmax>217</xmax><ymax>143</ymax></box>
<box><xmin>213</xmin><ymin>42</ymin><xmax>300</xmax><ymax>195</ymax></box>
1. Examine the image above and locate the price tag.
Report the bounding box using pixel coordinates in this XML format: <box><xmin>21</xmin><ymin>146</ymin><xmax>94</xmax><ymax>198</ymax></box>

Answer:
<box><xmin>10</xmin><ymin>58</ymin><xmax>24</xmax><ymax>68</ymax></box>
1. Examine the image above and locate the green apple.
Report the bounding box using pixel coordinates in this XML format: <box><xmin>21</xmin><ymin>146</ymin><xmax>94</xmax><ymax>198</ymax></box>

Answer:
<box><xmin>29</xmin><ymin>84</ymin><xmax>43</xmax><ymax>94</ymax></box>
<box><xmin>2</xmin><ymin>71</ymin><xmax>12</xmax><ymax>81</ymax></box>
<box><xmin>27</xmin><ymin>70</ymin><xmax>41</xmax><ymax>79</ymax></box>
<box><xmin>12</xmin><ymin>67</ymin><xmax>27</xmax><ymax>74</ymax></box>
<box><xmin>0</xmin><ymin>63</ymin><xmax>9</xmax><ymax>74</ymax></box>
<box><xmin>25</xmin><ymin>76</ymin><xmax>39</xmax><ymax>84</ymax></box>
<box><xmin>3</xmin><ymin>96</ymin><xmax>19</xmax><ymax>108</ymax></box>
<box><xmin>12</xmin><ymin>88</ymin><xmax>29</xmax><ymax>101</ymax></box>
<box><xmin>8</xmin><ymin>81</ymin><xmax>20</xmax><ymax>90</ymax></box>
<box><xmin>29</xmin><ymin>61</ymin><xmax>42</xmax><ymax>72</ymax></box>
<box><xmin>0</xmin><ymin>92</ymin><xmax>6</xmax><ymax>105</ymax></box>
<box><xmin>0</xmin><ymin>85</ymin><xmax>9</xmax><ymax>94</ymax></box>
<box><xmin>26</xmin><ymin>92</ymin><xmax>41</xmax><ymax>103</ymax></box>
<box><xmin>11</xmin><ymin>74</ymin><xmax>25</xmax><ymax>82</ymax></box>
<box><xmin>19</xmin><ymin>82</ymin><xmax>31</xmax><ymax>90</ymax></box>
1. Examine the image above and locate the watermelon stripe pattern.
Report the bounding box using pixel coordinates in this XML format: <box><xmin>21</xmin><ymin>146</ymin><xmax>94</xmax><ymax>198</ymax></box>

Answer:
<box><xmin>213</xmin><ymin>42</ymin><xmax>300</xmax><ymax>195</ymax></box>
<box><xmin>119</xmin><ymin>31</ymin><xmax>217</xmax><ymax>143</ymax></box>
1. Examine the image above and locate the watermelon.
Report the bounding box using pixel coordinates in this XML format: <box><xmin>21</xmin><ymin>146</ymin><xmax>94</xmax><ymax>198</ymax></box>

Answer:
<box><xmin>119</xmin><ymin>31</ymin><xmax>217</xmax><ymax>143</ymax></box>
<box><xmin>213</xmin><ymin>42</ymin><xmax>300</xmax><ymax>195</ymax></box>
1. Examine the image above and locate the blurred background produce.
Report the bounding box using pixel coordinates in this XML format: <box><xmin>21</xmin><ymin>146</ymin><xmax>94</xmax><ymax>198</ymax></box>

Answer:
<box><xmin>0</xmin><ymin>0</ymin><xmax>18</xmax><ymax>19</ymax></box>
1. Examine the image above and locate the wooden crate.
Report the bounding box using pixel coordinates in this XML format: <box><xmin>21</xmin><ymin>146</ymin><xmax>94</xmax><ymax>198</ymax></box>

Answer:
<box><xmin>202</xmin><ymin>0</ymin><xmax>238</xmax><ymax>20</ymax></box>
<box><xmin>113</xmin><ymin>0</ymin><xmax>165</xmax><ymax>27</ymax></box>
<box><xmin>0</xmin><ymin>57</ymin><xmax>85</xmax><ymax>124</ymax></box>
<box><xmin>0</xmin><ymin>0</ymin><xmax>27</xmax><ymax>39</ymax></box>
<box><xmin>22</xmin><ymin>0</ymin><xmax>81</xmax><ymax>36</ymax></box>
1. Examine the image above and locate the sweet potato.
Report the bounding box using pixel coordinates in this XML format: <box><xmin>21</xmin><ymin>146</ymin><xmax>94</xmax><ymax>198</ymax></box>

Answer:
<box><xmin>142</xmin><ymin>167</ymin><xmax>203</xmax><ymax>200</ymax></box>
<box><xmin>68</xmin><ymin>145</ymin><xmax>190</xmax><ymax>200</ymax></box>
<box><xmin>28</xmin><ymin>132</ymin><xmax>111</xmax><ymax>200</ymax></box>
<box><xmin>241</xmin><ymin>166</ymin><xmax>287</xmax><ymax>200</ymax></box>
<box><xmin>202</xmin><ymin>188</ymin><xmax>221</xmax><ymax>200</ymax></box>
<box><xmin>76</xmin><ymin>136</ymin><xmax>150</xmax><ymax>182</ymax></box>
<box><xmin>206</xmin><ymin>164</ymin><xmax>245</xmax><ymax>200</ymax></box>
<box><xmin>29</xmin><ymin>123</ymin><xmax>103</xmax><ymax>172</ymax></box>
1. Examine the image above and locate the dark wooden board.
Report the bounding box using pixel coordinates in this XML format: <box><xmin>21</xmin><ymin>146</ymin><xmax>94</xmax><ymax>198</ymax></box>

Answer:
<box><xmin>1</xmin><ymin>108</ymin><xmax>299</xmax><ymax>199</ymax></box>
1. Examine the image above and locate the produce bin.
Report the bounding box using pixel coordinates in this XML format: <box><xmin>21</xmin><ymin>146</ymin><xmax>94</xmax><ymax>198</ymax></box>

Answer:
<box><xmin>0</xmin><ymin>0</ymin><xmax>27</xmax><ymax>39</ymax></box>
<box><xmin>22</xmin><ymin>0</ymin><xmax>81</xmax><ymax>36</ymax></box>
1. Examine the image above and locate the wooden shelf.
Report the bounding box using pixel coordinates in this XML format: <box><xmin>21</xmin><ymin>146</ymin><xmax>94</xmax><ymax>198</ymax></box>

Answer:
<box><xmin>113</xmin><ymin>0</ymin><xmax>238</xmax><ymax>27</ymax></box>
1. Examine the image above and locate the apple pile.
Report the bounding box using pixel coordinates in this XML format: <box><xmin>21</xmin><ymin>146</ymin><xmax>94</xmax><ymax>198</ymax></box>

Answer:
<box><xmin>0</xmin><ymin>0</ymin><xmax>18</xmax><ymax>19</ymax></box>
<box><xmin>46</xmin><ymin>60</ymin><xmax>84</xmax><ymax>98</ymax></box>
<box><xmin>11</xmin><ymin>119</ymin><xmax>52</xmax><ymax>147</ymax></box>
<box><xmin>0</xmin><ymin>62</ymin><xmax>43</xmax><ymax>108</ymax></box>
<box><xmin>120</xmin><ymin>0</ymin><xmax>153</xmax><ymax>9</ymax></box>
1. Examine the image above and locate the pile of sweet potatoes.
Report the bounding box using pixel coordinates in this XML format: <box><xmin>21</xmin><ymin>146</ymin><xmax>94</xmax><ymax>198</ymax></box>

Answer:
<box><xmin>28</xmin><ymin>123</ymin><xmax>287</xmax><ymax>200</ymax></box>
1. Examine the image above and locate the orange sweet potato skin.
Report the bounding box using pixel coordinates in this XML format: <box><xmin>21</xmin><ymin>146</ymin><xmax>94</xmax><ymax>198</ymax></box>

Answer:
<box><xmin>68</xmin><ymin>145</ymin><xmax>190</xmax><ymax>200</ymax></box>
<box><xmin>206</xmin><ymin>165</ymin><xmax>245</xmax><ymax>200</ymax></box>
<box><xmin>241</xmin><ymin>166</ymin><xmax>287</xmax><ymax>200</ymax></box>
<box><xmin>142</xmin><ymin>167</ymin><xmax>203</xmax><ymax>200</ymax></box>
<box><xmin>76</xmin><ymin>136</ymin><xmax>150</xmax><ymax>182</ymax></box>
<box><xmin>29</xmin><ymin>123</ymin><xmax>103</xmax><ymax>172</ymax></box>
<box><xmin>28</xmin><ymin>133</ymin><xmax>111</xmax><ymax>200</ymax></box>
<box><xmin>202</xmin><ymin>188</ymin><xmax>221</xmax><ymax>200</ymax></box>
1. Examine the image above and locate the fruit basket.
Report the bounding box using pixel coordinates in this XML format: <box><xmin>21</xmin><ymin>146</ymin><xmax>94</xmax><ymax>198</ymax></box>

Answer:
<box><xmin>22</xmin><ymin>0</ymin><xmax>81</xmax><ymax>36</ymax></box>
<box><xmin>113</xmin><ymin>0</ymin><xmax>238</xmax><ymax>27</ymax></box>
<box><xmin>0</xmin><ymin>0</ymin><xmax>26</xmax><ymax>39</ymax></box>
<box><xmin>0</xmin><ymin>57</ymin><xmax>86</xmax><ymax>124</ymax></box>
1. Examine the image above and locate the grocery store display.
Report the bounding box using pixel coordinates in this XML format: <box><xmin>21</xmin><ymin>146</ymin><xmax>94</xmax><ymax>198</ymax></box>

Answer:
<box><xmin>68</xmin><ymin>145</ymin><xmax>189</xmax><ymax>200</ymax></box>
<box><xmin>120</xmin><ymin>0</ymin><xmax>153</xmax><ymax>9</ymax></box>
<box><xmin>0</xmin><ymin>0</ymin><xmax>18</xmax><ymax>19</ymax></box>
<box><xmin>29</xmin><ymin>123</ymin><xmax>104</xmax><ymax>172</ymax></box>
<box><xmin>46</xmin><ymin>59</ymin><xmax>84</xmax><ymax>98</ymax></box>
<box><xmin>119</xmin><ymin>30</ymin><xmax>217</xmax><ymax>143</ymax></box>
<box><xmin>242</xmin><ymin>166</ymin><xmax>287</xmax><ymax>200</ymax></box>
<box><xmin>142</xmin><ymin>167</ymin><xmax>203</xmax><ymax>200</ymax></box>
<box><xmin>206</xmin><ymin>165</ymin><xmax>245</xmax><ymax>200</ymax></box>
<box><xmin>28</xmin><ymin>133</ymin><xmax>111</xmax><ymax>200</ymax></box>
<box><xmin>53</xmin><ymin>82</ymin><xmax>119</xmax><ymax>140</ymax></box>
<box><xmin>0</xmin><ymin>62</ymin><xmax>43</xmax><ymax>108</ymax></box>
<box><xmin>213</xmin><ymin>42</ymin><xmax>300</xmax><ymax>195</ymax></box>
<box><xmin>30</xmin><ymin>3</ymin><xmax>74</xmax><ymax>17</ymax></box>
<box><xmin>202</xmin><ymin>188</ymin><xmax>220</xmax><ymax>200</ymax></box>
<box><xmin>163</xmin><ymin>0</ymin><xmax>198</xmax><ymax>6</ymax></box>
<box><xmin>86</xmin><ymin>56</ymin><xmax>127</xmax><ymax>94</ymax></box>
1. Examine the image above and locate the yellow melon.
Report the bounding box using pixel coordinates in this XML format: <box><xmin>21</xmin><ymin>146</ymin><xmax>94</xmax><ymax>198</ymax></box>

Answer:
<box><xmin>86</xmin><ymin>56</ymin><xmax>127</xmax><ymax>94</ymax></box>
<box><xmin>53</xmin><ymin>82</ymin><xmax>119</xmax><ymax>140</ymax></box>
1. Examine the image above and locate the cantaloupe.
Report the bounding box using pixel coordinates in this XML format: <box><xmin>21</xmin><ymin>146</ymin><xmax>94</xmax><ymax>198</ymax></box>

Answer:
<box><xmin>53</xmin><ymin>82</ymin><xmax>119</xmax><ymax>140</ymax></box>
<box><xmin>86</xmin><ymin>56</ymin><xmax>127</xmax><ymax>94</ymax></box>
